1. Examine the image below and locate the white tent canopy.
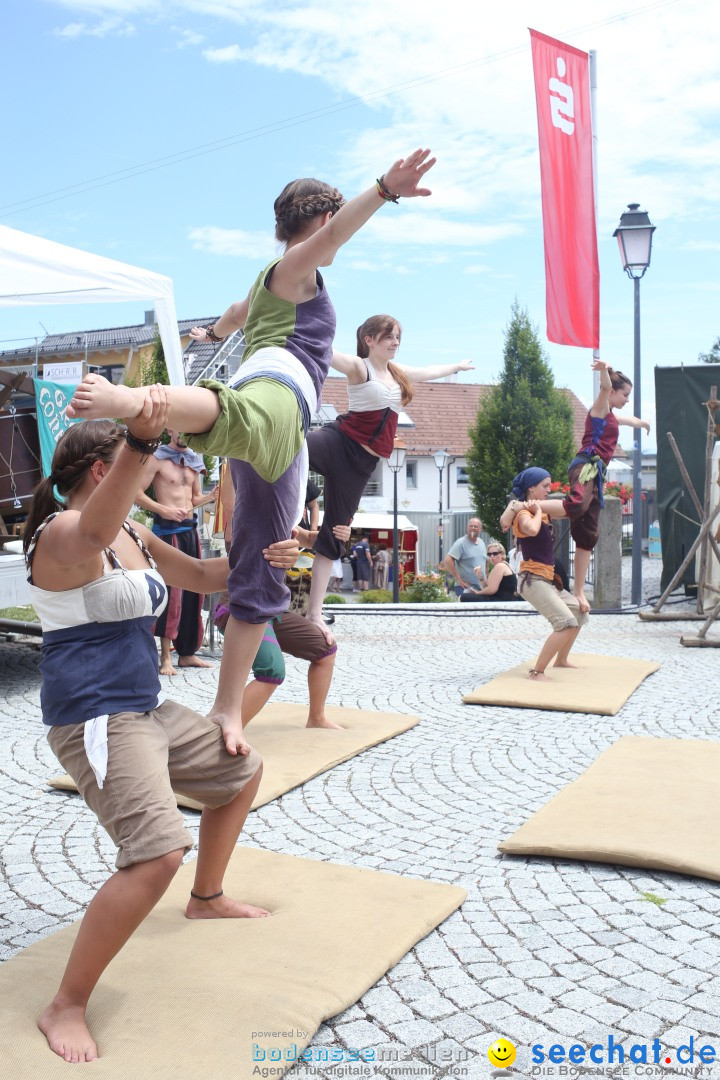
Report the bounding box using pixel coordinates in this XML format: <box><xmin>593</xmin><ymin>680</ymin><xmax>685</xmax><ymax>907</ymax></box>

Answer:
<box><xmin>0</xmin><ymin>225</ymin><xmax>184</xmax><ymax>384</ymax></box>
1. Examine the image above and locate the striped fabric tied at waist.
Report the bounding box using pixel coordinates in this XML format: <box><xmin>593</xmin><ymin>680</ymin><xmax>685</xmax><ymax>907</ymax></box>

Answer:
<box><xmin>569</xmin><ymin>450</ymin><xmax>607</xmax><ymax>508</ymax></box>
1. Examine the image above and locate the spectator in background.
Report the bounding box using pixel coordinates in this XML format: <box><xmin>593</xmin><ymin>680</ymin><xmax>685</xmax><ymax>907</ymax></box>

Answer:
<box><xmin>470</xmin><ymin>541</ymin><xmax>521</xmax><ymax>602</ymax></box>
<box><xmin>353</xmin><ymin>533</ymin><xmax>373</xmax><ymax>592</ymax></box>
<box><xmin>373</xmin><ymin>544</ymin><xmax>391</xmax><ymax>590</ymax></box>
<box><xmin>135</xmin><ymin>430</ymin><xmax>217</xmax><ymax>675</ymax></box>
<box><xmin>442</xmin><ymin>517</ymin><xmax>487</xmax><ymax>600</ymax></box>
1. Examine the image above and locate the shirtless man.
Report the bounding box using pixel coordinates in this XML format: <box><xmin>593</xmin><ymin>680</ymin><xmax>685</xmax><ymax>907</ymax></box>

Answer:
<box><xmin>135</xmin><ymin>430</ymin><xmax>217</xmax><ymax>674</ymax></box>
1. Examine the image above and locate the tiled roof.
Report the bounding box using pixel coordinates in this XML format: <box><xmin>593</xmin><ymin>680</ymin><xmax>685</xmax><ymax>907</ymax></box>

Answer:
<box><xmin>319</xmin><ymin>378</ymin><xmax>591</xmax><ymax>456</ymax></box>
<box><xmin>0</xmin><ymin>317</ymin><xmax>219</xmax><ymax>360</ymax></box>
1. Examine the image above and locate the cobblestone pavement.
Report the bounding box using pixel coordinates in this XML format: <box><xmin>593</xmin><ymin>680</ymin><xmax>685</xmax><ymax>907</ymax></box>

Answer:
<box><xmin>1</xmin><ymin>559</ymin><xmax>718</xmax><ymax>1079</ymax></box>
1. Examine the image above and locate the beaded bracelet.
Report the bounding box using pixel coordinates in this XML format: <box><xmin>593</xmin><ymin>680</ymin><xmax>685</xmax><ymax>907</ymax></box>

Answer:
<box><xmin>376</xmin><ymin>175</ymin><xmax>399</xmax><ymax>204</ymax></box>
<box><xmin>124</xmin><ymin>429</ymin><xmax>162</xmax><ymax>462</ymax></box>
<box><xmin>204</xmin><ymin>324</ymin><xmax>226</xmax><ymax>343</ymax></box>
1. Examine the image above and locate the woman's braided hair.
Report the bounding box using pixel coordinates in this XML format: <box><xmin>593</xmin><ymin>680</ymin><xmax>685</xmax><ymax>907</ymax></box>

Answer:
<box><xmin>356</xmin><ymin>314</ymin><xmax>414</xmax><ymax>407</ymax></box>
<box><xmin>274</xmin><ymin>179</ymin><xmax>346</xmax><ymax>243</ymax></box>
<box><xmin>22</xmin><ymin>421</ymin><xmax>124</xmax><ymax>554</ymax></box>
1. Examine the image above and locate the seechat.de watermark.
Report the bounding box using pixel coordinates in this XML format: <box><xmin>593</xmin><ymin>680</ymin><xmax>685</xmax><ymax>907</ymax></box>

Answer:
<box><xmin>530</xmin><ymin>1035</ymin><xmax>718</xmax><ymax>1075</ymax></box>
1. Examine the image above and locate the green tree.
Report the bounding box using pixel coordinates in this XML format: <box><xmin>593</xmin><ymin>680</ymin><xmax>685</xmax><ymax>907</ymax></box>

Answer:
<box><xmin>698</xmin><ymin>337</ymin><xmax>720</xmax><ymax>364</ymax></box>
<box><xmin>124</xmin><ymin>329</ymin><xmax>170</xmax><ymax>387</ymax></box>
<box><xmin>466</xmin><ymin>302</ymin><xmax>575</xmax><ymax>534</ymax></box>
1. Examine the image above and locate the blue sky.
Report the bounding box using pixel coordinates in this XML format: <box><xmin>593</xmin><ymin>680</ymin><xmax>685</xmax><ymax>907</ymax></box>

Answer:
<box><xmin>3</xmin><ymin>0</ymin><xmax>719</xmax><ymax>452</ymax></box>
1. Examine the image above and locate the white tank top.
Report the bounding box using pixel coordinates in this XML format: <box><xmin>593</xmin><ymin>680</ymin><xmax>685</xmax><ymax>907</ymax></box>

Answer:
<box><xmin>346</xmin><ymin>359</ymin><xmax>402</xmax><ymax>414</ymax></box>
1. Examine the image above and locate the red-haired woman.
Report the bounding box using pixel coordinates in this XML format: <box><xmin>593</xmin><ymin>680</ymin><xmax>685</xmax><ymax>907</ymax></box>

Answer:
<box><xmin>305</xmin><ymin>315</ymin><xmax>473</xmax><ymax>638</ymax></box>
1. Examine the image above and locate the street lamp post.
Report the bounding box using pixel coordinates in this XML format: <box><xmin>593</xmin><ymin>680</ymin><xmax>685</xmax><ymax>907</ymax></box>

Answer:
<box><xmin>388</xmin><ymin>442</ymin><xmax>407</xmax><ymax>603</ymax></box>
<box><xmin>613</xmin><ymin>203</ymin><xmax>656</xmax><ymax>607</ymax></box>
<box><xmin>432</xmin><ymin>449</ymin><xmax>450</xmax><ymax>568</ymax></box>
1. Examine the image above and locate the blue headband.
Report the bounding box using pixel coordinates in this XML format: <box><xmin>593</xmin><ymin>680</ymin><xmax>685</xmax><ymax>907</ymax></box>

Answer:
<box><xmin>510</xmin><ymin>467</ymin><xmax>551</xmax><ymax>499</ymax></box>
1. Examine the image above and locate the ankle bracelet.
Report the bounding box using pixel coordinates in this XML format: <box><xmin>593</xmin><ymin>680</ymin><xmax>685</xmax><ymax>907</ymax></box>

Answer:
<box><xmin>190</xmin><ymin>889</ymin><xmax>224</xmax><ymax>901</ymax></box>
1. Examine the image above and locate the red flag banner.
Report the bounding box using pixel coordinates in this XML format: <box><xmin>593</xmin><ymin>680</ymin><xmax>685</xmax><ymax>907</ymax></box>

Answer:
<box><xmin>530</xmin><ymin>29</ymin><xmax>599</xmax><ymax>348</ymax></box>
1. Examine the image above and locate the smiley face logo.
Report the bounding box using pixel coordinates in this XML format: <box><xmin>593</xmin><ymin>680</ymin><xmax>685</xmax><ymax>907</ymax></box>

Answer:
<box><xmin>488</xmin><ymin>1038</ymin><xmax>516</xmax><ymax>1069</ymax></box>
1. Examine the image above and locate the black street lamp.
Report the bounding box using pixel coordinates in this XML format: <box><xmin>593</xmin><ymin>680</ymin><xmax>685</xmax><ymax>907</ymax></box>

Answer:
<box><xmin>432</xmin><ymin>449</ymin><xmax>450</xmax><ymax>567</ymax></box>
<box><xmin>388</xmin><ymin>442</ymin><xmax>407</xmax><ymax>603</ymax></box>
<box><xmin>613</xmin><ymin>203</ymin><xmax>656</xmax><ymax>607</ymax></box>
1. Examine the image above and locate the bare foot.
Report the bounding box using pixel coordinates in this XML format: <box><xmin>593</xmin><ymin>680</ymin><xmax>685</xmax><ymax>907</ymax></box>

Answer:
<box><xmin>528</xmin><ymin>669</ymin><xmax>550</xmax><ymax>681</ymax></box>
<box><xmin>65</xmin><ymin>373</ymin><xmax>147</xmax><ymax>421</ymax></box>
<box><xmin>306</xmin><ymin>716</ymin><xmax>344</xmax><ymax>730</ymax></box>
<box><xmin>211</xmin><ymin>713</ymin><xmax>251</xmax><ymax>756</ymax></box>
<box><xmin>38</xmin><ymin>1001</ymin><xmax>98</xmax><ymax>1063</ymax></box>
<box><xmin>159</xmin><ymin>659</ymin><xmax>177</xmax><ymax>676</ymax></box>
<box><xmin>553</xmin><ymin>660</ymin><xmax>579</xmax><ymax>669</ymax></box>
<box><xmin>177</xmin><ymin>655</ymin><xmax>213</xmax><ymax>668</ymax></box>
<box><xmin>185</xmin><ymin>892</ymin><xmax>270</xmax><ymax>920</ymax></box>
<box><xmin>573</xmin><ymin>591</ymin><xmax>591</xmax><ymax>614</ymax></box>
<box><xmin>306</xmin><ymin>612</ymin><xmax>335</xmax><ymax>647</ymax></box>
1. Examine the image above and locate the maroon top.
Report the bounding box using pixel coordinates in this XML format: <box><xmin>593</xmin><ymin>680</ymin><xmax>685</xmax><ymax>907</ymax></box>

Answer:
<box><xmin>578</xmin><ymin>410</ymin><xmax>619</xmax><ymax>465</ymax></box>
<box><xmin>336</xmin><ymin>408</ymin><xmax>399</xmax><ymax>458</ymax></box>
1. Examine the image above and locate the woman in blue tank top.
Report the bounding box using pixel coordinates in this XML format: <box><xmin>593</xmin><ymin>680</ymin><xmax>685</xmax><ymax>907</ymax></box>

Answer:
<box><xmin>23</xmin><ymin>393</ymin><xmax>299</xmax><ymax>1064</ymax></box>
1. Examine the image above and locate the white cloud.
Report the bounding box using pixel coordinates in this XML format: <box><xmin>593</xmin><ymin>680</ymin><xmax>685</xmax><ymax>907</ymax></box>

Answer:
<box><xmin>182</xmin><ymin>0</ymin><xmax>719</xmax><ymax>229</ymax></box>
<box><xmin>172</xmin><ymin>26</ymin><xmax>204</xmax><ymax>47</ymax></box>
<box><xmin>203</xmin><ymin>43</ymin><xmax>244</xmax><ymax>62</ymax></box>
<box><xmin>188</xmin><ymin>226</ymin><xmax>278</xmax><ymax>259</ymax></box>
<box><xmin>53</xmin><ymin>16</ymin><xmax>135</xmax><ymax>36</ymax></box>
<box><xmin>48</xmin><ymin>0</ymin><xmax>720</xmax><ymax>254</ymax></box>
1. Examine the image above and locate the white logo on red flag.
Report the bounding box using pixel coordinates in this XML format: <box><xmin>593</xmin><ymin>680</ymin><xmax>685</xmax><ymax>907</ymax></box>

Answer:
<box><xmin>549</xmin><ymin>58</ymin><xmax>575</xmax><ymax>135</ymax></box>
<box><xmin>530</xmin><ymin>29</ymin><xmax>599</xmax><ymax>350</ymax></box>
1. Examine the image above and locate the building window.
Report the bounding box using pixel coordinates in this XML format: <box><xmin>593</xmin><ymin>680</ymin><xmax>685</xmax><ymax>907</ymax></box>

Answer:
<box><xmin>456</xmin><ymin>466</ymin><xmax>469</xmax><ymax>486</ymax></box>
<box><xmin>364</xmin><ymin>457</ymin><xmax>384</xmax><ymax>496</ymax></box>
<box><xmin>406</xmin><ymin>460</ymin><xmax>417</xmax><ymax>489</ymax></box>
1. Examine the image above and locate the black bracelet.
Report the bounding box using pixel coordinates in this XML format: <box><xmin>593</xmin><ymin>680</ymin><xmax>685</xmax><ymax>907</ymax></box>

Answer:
<box><xmin>124</xmin><ymin>429</ymin><xmax>162</xmax><ymax>462</ymax></box>
<box><xmin>376</xmin><ymin>175</ymin><xmax>399</xmax><ymax>203</ymax></box>
<box><xmin>205</xmin><ymin>324</ymin><xmax>226</xmax><ymax>343</ymax></box>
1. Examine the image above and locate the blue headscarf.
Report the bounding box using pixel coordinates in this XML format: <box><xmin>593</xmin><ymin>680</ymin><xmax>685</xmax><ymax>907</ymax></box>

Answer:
<box><xmin>510</xmin><ymin>467</ymin><xmax>551</xmax><ymax>499</ymax></box>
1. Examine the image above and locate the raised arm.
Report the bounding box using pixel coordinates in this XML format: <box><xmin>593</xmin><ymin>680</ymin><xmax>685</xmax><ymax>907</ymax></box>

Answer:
<box><xmin>46</xmin><ymin>387</ymin><xmax>170</xmax><ymax>566</ymax></box>
<box><xmin>274</xmin><ymin>149</ymin><xmax>436</xmax><ymax>290</ymax></box>
<box><xmin>589</xmin><ymin>359</ymin><xmax>613</xmax><ymax>418</ymax></box>
<box><xmin>400</xmin><ymin>360</ymin><xmax>474</xmax><ymax>384</ymax></box>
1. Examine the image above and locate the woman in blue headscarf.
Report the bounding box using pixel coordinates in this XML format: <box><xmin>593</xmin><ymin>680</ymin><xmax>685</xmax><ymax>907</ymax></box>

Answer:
<box><xmin>509</xmin><ymin>467</ymin><xmax>588</xmax><ymax>680</ymax></box>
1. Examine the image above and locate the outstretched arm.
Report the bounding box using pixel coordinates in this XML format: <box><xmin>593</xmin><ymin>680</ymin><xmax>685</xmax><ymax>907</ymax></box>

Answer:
<box><xmin>189</xmin><ymin>292</ymin><xmax>251</xmax><ymax>344</ymax></box>
<box><xmin>275</xmin><ymin>149</ymin><xmax>436</xmax><ymax>290</ymax></box>
<box><xmin>617</xmin><ymin>415</ymin><xmax>651</xmax><ymax>433</ymax></box>
<box><xmin>330</xmin><ymin>350</ymin><xmax>367</xmax><ymax>381</ymax></box>
<box><xmin>400</xmin><ymin>360</ymin><xmax>474</xmax><ymax>384</ymax></box>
